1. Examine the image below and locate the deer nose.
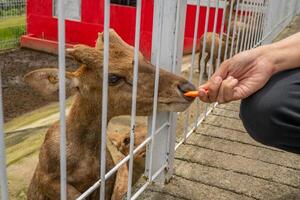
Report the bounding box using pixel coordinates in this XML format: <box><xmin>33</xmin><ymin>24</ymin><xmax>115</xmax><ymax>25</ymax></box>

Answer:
<box><xmin>177</xmin><ymin>81</ymin><xmax>196</xmax><ymax>101</ymax></box>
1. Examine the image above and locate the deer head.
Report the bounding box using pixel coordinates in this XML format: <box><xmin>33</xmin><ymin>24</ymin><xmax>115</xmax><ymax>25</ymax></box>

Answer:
<box><xmin>109</xmin><ymin>125</ymin><xmax>146</xmax><ymax>158</ymax></box>
<box><xmin>24</xmin><ymin>29</ymin><xmax>195</xmax><ymax>120</ymax></box>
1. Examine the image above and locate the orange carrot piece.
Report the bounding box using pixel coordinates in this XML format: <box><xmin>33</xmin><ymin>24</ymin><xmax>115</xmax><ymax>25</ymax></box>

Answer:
<box><xmin>184</xmin><ymin>89</ymin><xmax>208</xmax><ymax>97</ymax></box>
<box><xmin>184</xmin><ymin>91</ymin><xmax>199</xmax><ymax>97</ymax></box>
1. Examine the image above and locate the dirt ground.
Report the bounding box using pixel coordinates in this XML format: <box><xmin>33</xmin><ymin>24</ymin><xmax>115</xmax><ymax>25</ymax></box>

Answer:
<box><xmin>0</xmin><ymin>48</ymin><xmax>78</xmax><ymax>122</ymax></box>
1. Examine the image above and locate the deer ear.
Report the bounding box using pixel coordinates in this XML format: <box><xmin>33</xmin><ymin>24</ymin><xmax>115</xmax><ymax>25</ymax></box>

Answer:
<box><xmin>95</xmin><ymin>32</ymin><xmax>104</xmax><ymax>49</ymax></box>
<box><xmin>109</xmin><ymin>29</ymin><xmax>134</xmax><ymax>51</ymax></box>
<box><xmin>67</xmin><ymin>45</ymin><xmax>102</xmax><ymax>67</ymax></box>
<box><xmin>24</xmin><ymin>68</ymin><xmax>76</xmax><ymax>96</ymax></box>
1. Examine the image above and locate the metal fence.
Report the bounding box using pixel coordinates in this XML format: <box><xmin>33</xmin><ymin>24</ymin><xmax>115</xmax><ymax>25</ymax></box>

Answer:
<box><xmin>1</xmin><ymin>0</ymin><xmax>300</xmax><ymax>200</ymax></box>
<box><xmin>0</xmin><ymin>0</ymin><xmax>26</xmax><ymax>50</ymax></box>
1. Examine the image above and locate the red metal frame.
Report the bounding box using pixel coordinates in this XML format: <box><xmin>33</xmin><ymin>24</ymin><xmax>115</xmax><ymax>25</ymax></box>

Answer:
<box><xmin>21</xmin><ymin>0</ymin><xmax>224</xmax><ymax>59</ymax></box>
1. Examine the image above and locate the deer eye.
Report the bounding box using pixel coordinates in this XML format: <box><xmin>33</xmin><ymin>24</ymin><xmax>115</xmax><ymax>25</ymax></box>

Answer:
<box><xmin>123</xmin><ymin>137</ymin><xmax>130</xmax><ymax>146</ymax></box>
<box><xmin>108</xmin><ymin>74</ymin><xmax>123</xmax><ymax>86</ymax></box>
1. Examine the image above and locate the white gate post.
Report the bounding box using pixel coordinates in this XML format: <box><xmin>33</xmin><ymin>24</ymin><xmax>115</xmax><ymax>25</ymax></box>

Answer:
<box><xmin>145</xmin><ymin>0</ymin><xmax>187</xmax><ymax>183</ymax></box>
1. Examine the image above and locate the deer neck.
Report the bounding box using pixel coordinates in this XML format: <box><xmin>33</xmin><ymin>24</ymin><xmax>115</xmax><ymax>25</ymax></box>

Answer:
<box><xmin>66</xmin><ymin>95</ymin><xmax>113</xmax><ymax>148</ymax></box>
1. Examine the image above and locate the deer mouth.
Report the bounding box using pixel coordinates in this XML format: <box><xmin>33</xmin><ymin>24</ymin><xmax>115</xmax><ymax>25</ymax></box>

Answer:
<box><xmin>158</xmin><ymin>98</ymin><xmax>194</xmax><ymax>105</ymax></box>
<box><xmin>158</xmin><ymin>101</ymin><xmax>193</xmax><ymax>112</ymax></box>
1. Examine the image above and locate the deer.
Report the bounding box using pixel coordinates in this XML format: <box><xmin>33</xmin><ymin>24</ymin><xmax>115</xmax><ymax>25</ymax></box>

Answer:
<box><xmin>198</xmin><ymin>0</ymin><xmax>248</xmax><ymax>77</ymax></box>
<box><xmin>197</xmin><ymin>32</ymin><xmax>232</xmax><ymax>77</ymax></box>
<box><xmin>24</xmin><ymin>29</ymin><xmax>196</xmax><ymax>200</ymax></box>
<box><xmin>108</xmin><ymin>125</ymin><xmax>147</xmax><ymax>185</ymax></box>
<box><xmin>226</xmin><ymin>0</ymin><xmax>262</xmax><ymax>51</ymax></box>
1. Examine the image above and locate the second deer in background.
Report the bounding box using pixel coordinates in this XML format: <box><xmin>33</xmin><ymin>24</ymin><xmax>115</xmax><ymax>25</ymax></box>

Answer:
<box><xmin>198</xmin><ymin>0</ymin><xmax>237</xmax><ymax>76</ymax></box>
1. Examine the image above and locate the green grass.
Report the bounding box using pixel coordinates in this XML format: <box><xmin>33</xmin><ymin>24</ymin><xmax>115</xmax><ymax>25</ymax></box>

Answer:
<box><xmin>0</xmin><ymin>15</ymin><xmax>26</xmax><ymax>50</ymax></box>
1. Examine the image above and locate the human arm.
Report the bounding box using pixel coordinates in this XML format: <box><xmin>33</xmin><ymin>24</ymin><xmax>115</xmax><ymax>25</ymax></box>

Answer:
<box><xmin>198</xmin><ymin>32</ymin><xmax>300</xmax><ymax>103</ymax></box>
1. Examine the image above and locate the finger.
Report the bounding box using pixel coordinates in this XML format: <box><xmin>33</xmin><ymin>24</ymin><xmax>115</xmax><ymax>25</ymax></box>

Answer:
<box><xmin>197</xmin><ymin>88</ymin><xmax>209</xmax><ymax>103</ymax></box>
<box><xmin>198</xmin><ymin>76</ymin><xmax>222</xmax><ymax>103</ymax></box>
<box><xmin>217</xmin><ymin>76</ymin><xmax>238</xmax><ymax>104</ymax></box>
<box><xmin>206</xmin><ymin>76</ymin><xmax>222</xmax><ymax>102</ymax></box>
<box><xmin>223</xmin><ymin>78</ymin><xmax>238</xmax><ymax>102</ymax></box>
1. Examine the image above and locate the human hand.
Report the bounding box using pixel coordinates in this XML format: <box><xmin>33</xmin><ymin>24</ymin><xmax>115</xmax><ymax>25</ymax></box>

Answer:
<box><xmin>198</xmin><ymin>46</ymin><xmax>276</xmax><ymax>103</ymax></box>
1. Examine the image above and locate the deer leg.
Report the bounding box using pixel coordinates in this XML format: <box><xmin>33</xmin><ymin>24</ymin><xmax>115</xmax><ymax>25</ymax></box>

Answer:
<box><xmin>198</xmin><ymin>42</ymin><xmax>203</xmax><ymax>73</ymax></box>
<box><xmin>204</xmin><ymin>52</ymin><xmax>210</xmax><ymax>78</ymax></box>
<box><xmin>212</xmin><ymin>57</ymin><xmax>217</xmax><ymax>75</ymax></box>
<box><xmin>111</xmin><ymin>162</ymin><xmax>128</xmax><ymax>200</ymax></box>
<box><xmin>39</xmin><ymin>178</ymin><xmax>81</xmax><ymax>200</ymax></box>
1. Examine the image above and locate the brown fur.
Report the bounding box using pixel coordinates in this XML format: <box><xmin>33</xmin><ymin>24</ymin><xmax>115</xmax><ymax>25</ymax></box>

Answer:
<box><xmin>25</xmin><ymin>29</ymin><xmax>195</xmax><ymax>200</ymax></box>
<box><xmin>108</xmin><ymin>125</ymin><xmax>147</xmax><ymax>185</ymax></box>
<box><xmin>198</xmin><ymin>33</ymin><xmax>232</xmax><ymax>76</ymax></box>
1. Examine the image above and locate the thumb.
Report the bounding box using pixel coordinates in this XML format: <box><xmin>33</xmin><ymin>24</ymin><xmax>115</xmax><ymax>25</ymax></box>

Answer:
<box><xmin>198</xmin><ymin>76</ymin><xmax>223</xmax><ymax>103</ymax></box>
<box><xmin>212</xmin><ymin>59</ymin><xmax>230</xmax><ymax>79</ymax></box>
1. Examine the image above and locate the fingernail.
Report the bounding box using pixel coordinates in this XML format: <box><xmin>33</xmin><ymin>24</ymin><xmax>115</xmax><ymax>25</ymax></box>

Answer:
<box><xmin>212</xmin><ymin>76</ymin><xmax>222</xmax><ymax>84</ymax></box>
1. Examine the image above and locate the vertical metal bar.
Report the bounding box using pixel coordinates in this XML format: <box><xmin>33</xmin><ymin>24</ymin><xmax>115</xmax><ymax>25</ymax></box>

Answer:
<box><xmin>223</xmin><ymin>0</ymin><xmax>234</xmax><ymax>60</ymax></box>
<box><xmin>208</xmin><ymin>0</ymin><xmax>220</xmax><ymax>76</ymax></box>
<box><xmin>216</xmin><ymin>0</ymin><xmax>228</xmax><ymax>68</ymax></box>
<box><xmin>246</xmin><ymin>1</ymin><xmax>255</xmax><ymax>50</ymax></box>
<box><xmin>58</xmin><ymin>0</ymin><xmax>67</xmax><ymax>198</ymax></box>
<box><xmin>146</xmin><ymin>0</ymin><xmax>186</xmax><ymax>184</ymax></box>
<box><xmin>0</xmin><ymin>70</ymin><xmax>8</xmax><ymax>200</ymax></box>
<box><xmin>257</xmin><ymin>1</ymin><xmax>264</xmax><ymax>45</ymax></box>
<box><xmin>195</xmin><ymin>0</ymin><xmax>211</xmax><ymax>126</ymax></box>
<box><xmin>253</xmin><ymin>1</ymin><xmax>262</xmax><ymax>46</ymax></box>
<box><xmin>100</xmin><ymin>0</ymin><xmax>110</xmax><ymax>199</ymax></box>
<box><xmin>148</xmin><ymin>0</ymin><xmax>165</xmax><ymax>181</ymax></box>
<box><xmin>235</xmin><ymin>0</ymin><xmax>245</xmax><ymax>54</ymax></box>
<box><xmin>166</xmin><ymin>0</ymin><xmax>187</xmax><ymax>182</ymax></box>
<box><xmin>249</xmin><ymin>1</ymin><xmax>257</xmax><ymax>48</ymax></box>
<box><xmin>243</xmin><ymin>1</ymin><xmax>252</xmax><ymax>50</ymax></box>
<box><xmin>127</xmin><ymin>0</ymin><xmax>142</xmax><ymax>198</ymax></box>
<box><xmin>230</xmin><ymin>0</ymin><xmax>240</xmax><ymax>58</ymax></box>
<box><xmin>261</xmin><ymin>0</ymin><xmax>271</xmax><ymax>45</ymax></box>
<box><xmin>240</xmin><ymin>1</ymin><xmax>250</xmax><ymax>52</ymax></box>
<box><xmin>250</xmin><ymin>2</ymin><xmax>259</xmax><ymax>48</ymax></box>
<box><xmin>204</xmin><ymin>0</ymin><xmax>220</xmax><ymax>117</ymax></box>
<box><xmin>183</xmin><ymin>0</ymin><xmax>200</xmax><ymax>142</ymax></box>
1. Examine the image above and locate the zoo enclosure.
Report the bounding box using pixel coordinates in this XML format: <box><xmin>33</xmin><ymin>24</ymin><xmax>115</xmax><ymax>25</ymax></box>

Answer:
<box><xmin>1</xmin><ymin>0</ymin><xmax>300</xmax><ymax>200</ymax></box>
<box><xmin>0</xmin><ymin>0</ymin><xmax>26</xmax><ymax>50</ymax></box>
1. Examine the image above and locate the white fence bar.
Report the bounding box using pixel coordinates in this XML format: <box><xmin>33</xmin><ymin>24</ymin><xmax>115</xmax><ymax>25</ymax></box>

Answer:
<box><xmin>245</xmin><ymin>1</ymin><xmax>255</xmax><ymax>50</ymax></box>
<box><xmin>254</xmin><ymin>1</ymin><xmax>264</xmax><ymax>46</ymax></box>
<box><xmin>243</xmin><ymin>1</ymin><xmax>252</xmax><ymax>50</ymax></box>
<box><xmin>208</xmin><ymin>0</ymin><xmax>220</xmax><ymax>77</ymax></box>
<box><xmin>235</xmin><ymin>0</ymin><xmax>246</xmax><ymax>54</ymax></box>
<box><xmin>146</xmin><ymin>0</ymin><xmax>187</xmax><ymax>183</ymax></box>
<box><xmin>252</xmin><ymin>1</ymin><xmax>259</xmax><ymax>46</ymax></box>
<box><xmin>166</xmin><ymin>0</ymin><xmax>187</xmax><ymax>181</ymax></box>
<box><xmin>248</xmin><ymin>1</ymin><xmax>257</xmax><ymax>49</ymax></box>
<box><xmin>204</xmin><ymin>0</ymin><xmax>220</xmax><ymax>116</ymax></box>
<box><xmin>127</xmin><ymin>0</ymin><xmax>142</xmax><ymax>198</ymax></box>
<box><xmin>0</xmin><ymin>70</ymin><xmax>8</xmax><ymax>200</ymax></box>
<box><xmin>196</xmin><ymin>0</ymin><xmax>210</xmax><ymax>125</ymax></box>
<box><xmin>57</xmin><ymin>0</ymin><xmax>67</xmax><ymax>198</ymax></box>
<box><xmin>230</xmin><ymin>0</ymin><xmax>240</xmax><ymax>58</ymax></box>
<box><xmin>216</xmin><ymin>0</ymin><xmax>228</xmax><ymax>68</ymax></box>
<box><xmin>183</xmin><ymin>0</ymin><xmax>200</xmax><ymax>143</ymax></box>
<box><xmin>258</xmin><ymin>1</ymin><xmax>267</xmax><ymax>44</ymax></box>
<box><xmin>250</xmin><ymin>2</ymin><xmax>260</xmax><ymax>48</ymax></box>
<box><xmin>240</xmin><ymin>1</ymin><xmax>251</xmax><ymax>51</ymax></box>
<box><xmin>100</xmin><ymin>0</ymin><xmax>110</xmax><ymax>199</ymax></box>
<box><xmin>147</xmin><ymin>0</ymin><xmax>165</xmax><ymax>182</ymax></box>
<box><xmin>224</xmin><ymin>0</ymin><xmax>234</xmax><ymax>60</ymax></box>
